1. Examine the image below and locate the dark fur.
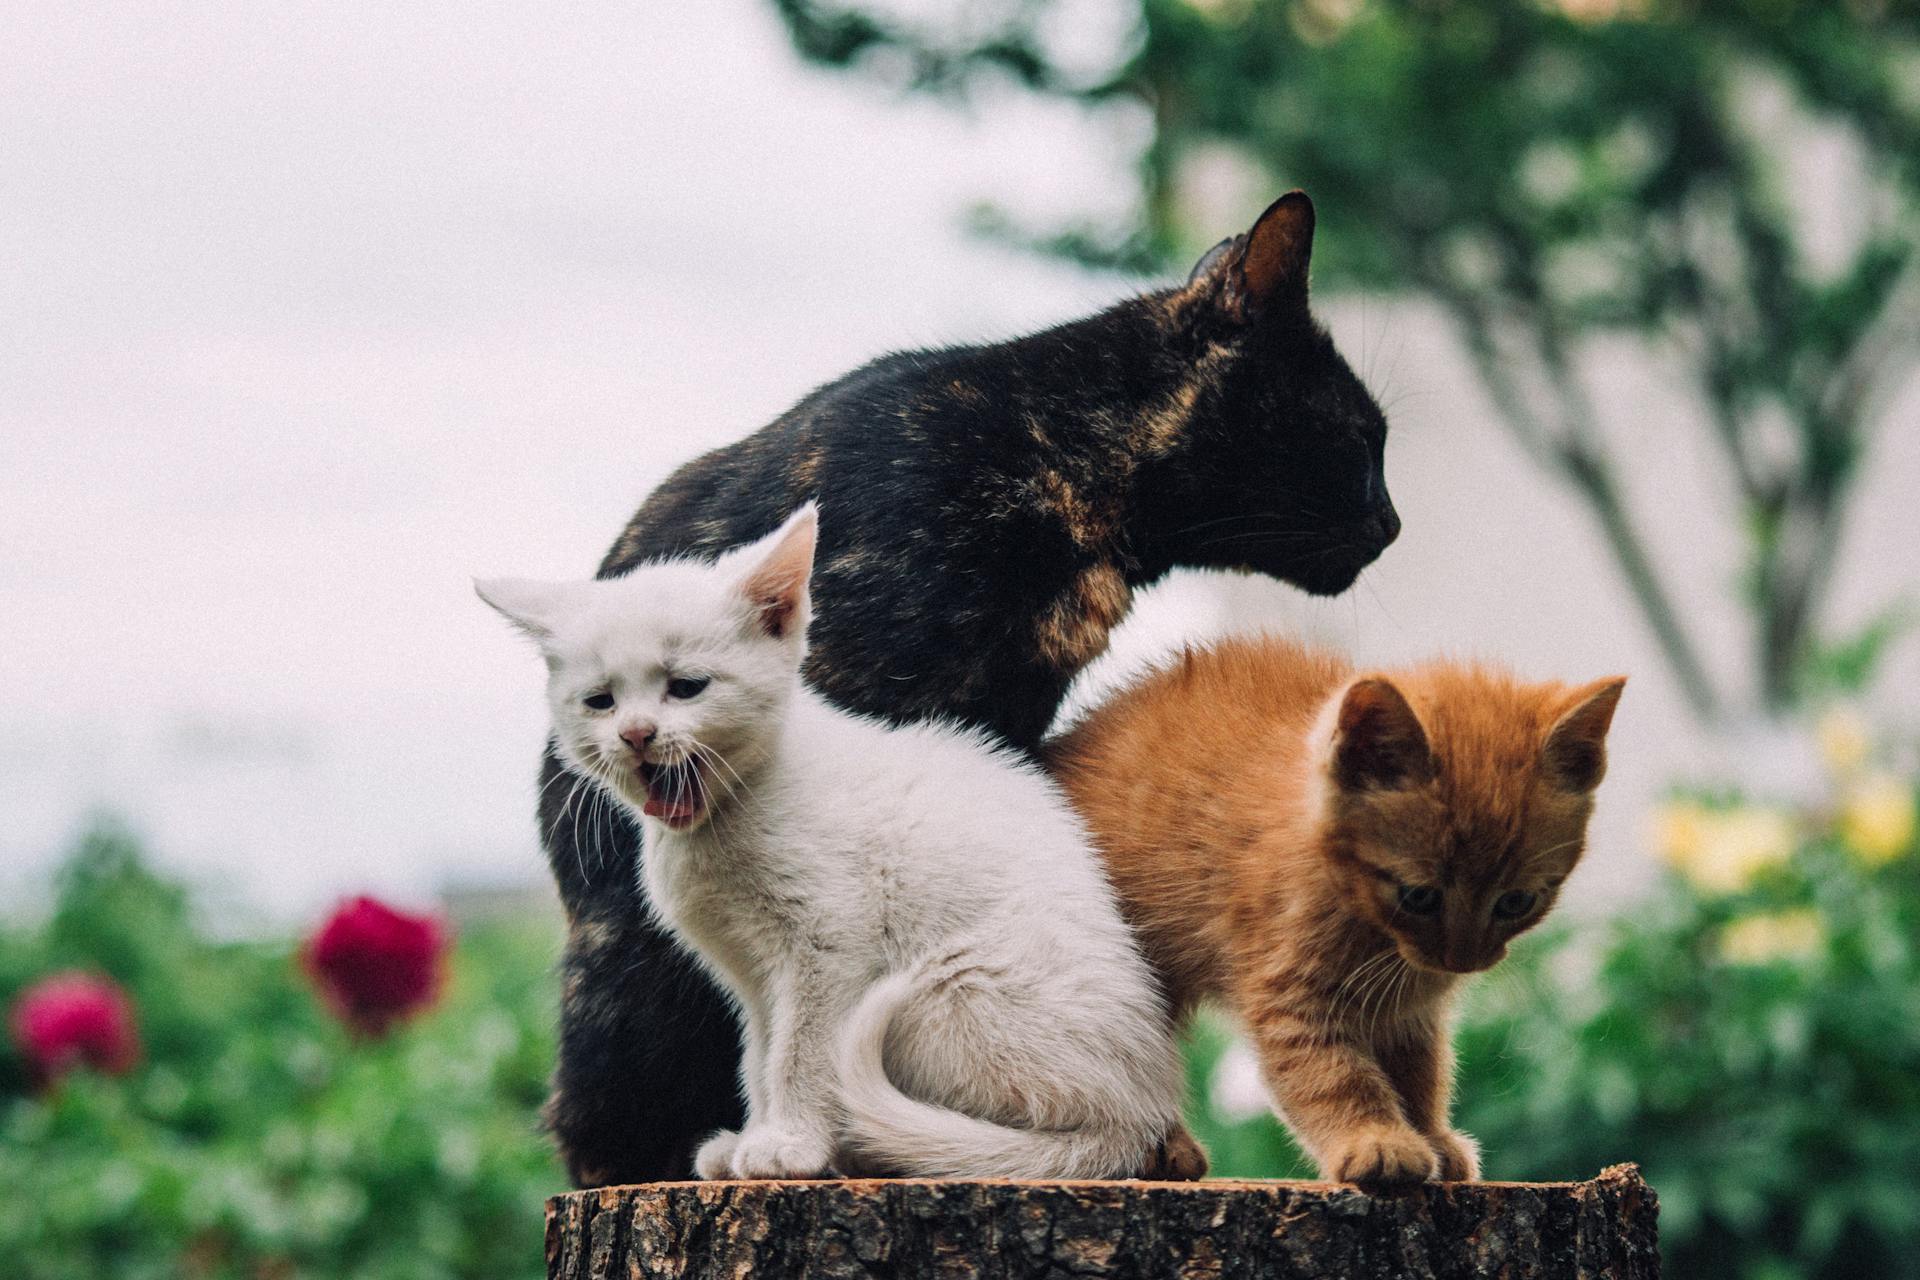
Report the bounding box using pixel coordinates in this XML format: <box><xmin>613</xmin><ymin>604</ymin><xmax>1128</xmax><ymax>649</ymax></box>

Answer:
<box><xmin>538</xmin><ymin>194</ymin><xmax>1402</xmax><ymax>1185</ymax></box>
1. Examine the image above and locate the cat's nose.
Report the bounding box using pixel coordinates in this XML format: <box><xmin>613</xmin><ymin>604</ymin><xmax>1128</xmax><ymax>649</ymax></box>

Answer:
<box><xmin>1368</xmin><ymin>501</ymin><xmax>1401</xmax><ymax>549</ymax></box>
<box><xmin>619</xmin><ymin>724</ymin><xmax>656</xmax><ymax>754</ymax></box>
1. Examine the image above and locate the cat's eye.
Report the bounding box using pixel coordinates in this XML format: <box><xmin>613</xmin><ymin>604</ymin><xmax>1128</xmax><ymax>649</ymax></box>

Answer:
<box><xmin>665</xmin><ymin>674</ymin><xmax>711</xmax><ymax>700</ymax></box>
<box><xmin>1494</xmin><ymin>890</ymin><xmax>1538</xmax><ymax>919</ymax></box>
<box><xmin>1397</xmin><ymin>885</ymin><xmax>1442</xmax><ymax>916</ymax></box>
<box><xmin>582</xmin><ymin>691</ymin><xmax>615</xmax><ymax>712</ymax></box>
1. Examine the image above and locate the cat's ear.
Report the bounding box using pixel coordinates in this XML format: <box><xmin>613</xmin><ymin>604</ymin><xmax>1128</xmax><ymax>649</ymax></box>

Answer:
<box><xmin>1329</xmin><ymin>677</ymin><xmax>1434</xmax><ymax>791</ymax></box>
<box><xmin>475</xmin><ymin>577</ymin><xmax>578</xmax><ymax>645</ymax></box>
<box><xmin>1542</xmin><ymin>677</ymin><xmax>1627</xmax><ymax>793</ymax></box>
<box><xmin>1214</xmin><ymin>190</ymin><xmax>1315</xmax><ymax>322</ymax></box>
<box><xmin>1186</xmin><ymin>237</ymin><xmax>1235</xmax><ymax>286</ymax></box>
<box><xmin>736</xmin><ymin>503</ymin><xmax>817</xmax><ymax>640</ymax></box>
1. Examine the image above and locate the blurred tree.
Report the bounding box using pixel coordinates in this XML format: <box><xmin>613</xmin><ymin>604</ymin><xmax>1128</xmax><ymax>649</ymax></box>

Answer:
<box><xmin>769</xmin><ymin>0</ymin><xmax>1920</xmax><ymax>721</ymax></box>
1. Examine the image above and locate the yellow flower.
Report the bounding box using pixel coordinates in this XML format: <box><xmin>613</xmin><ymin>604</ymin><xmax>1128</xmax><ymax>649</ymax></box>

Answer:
<box><xmin>1654</xmin><ymin>802</ymin><xmax>1794</xmax><ymax>894</ymax></box>
<box><xmin>1815</xmin><ymin>707</ymin><xmax>1872</xmax><ymax>778</ymax></box>
<box><xmin>1652</xmin><ymin>801</ymin><xmax>1709</xmax><ymax>869</ymax></box>
<box><xmin>1719</xmin><ymin>909</ymin><xmax>1824</xmax><ymax>966</ymax></box>
<box><xmin>1840</xmin><ymin>773</ymin><xmax>1917</xmax><ymax>867</ymax></box>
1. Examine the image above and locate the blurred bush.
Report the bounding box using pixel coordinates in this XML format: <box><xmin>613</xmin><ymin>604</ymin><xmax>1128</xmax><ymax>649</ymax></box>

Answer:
<box><xmin>1187</xmin><ymin>709</ymin><xmax>1920</xmax><ymax>1279</ymax></box>
<box><xmin>7</xmin><ymin>711</ymin><xmax>1916</xmax><ymax>1279</ymax></box>
<box><xmin>0</xmin><ymin>823</ymin><xmax>561</xmax><ymax>1280</ymax></box>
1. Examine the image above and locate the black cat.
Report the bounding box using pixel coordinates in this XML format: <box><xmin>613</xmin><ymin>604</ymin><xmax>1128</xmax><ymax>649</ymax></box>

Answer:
<box><xmin>539</xmin><ymin>192</ymin><xmax>1401</xmax><ymax>1185</ymax></box>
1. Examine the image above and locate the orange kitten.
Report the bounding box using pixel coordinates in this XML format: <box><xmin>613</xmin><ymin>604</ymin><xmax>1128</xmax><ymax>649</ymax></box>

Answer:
<box><xmin>1045</xmin><ymin>636</ymin><xmax>1623</xmax><ymax>1186</ymax></box>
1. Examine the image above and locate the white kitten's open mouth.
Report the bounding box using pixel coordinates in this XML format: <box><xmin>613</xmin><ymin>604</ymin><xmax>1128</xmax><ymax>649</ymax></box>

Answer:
<box><xmin>639</xmin><ymin>758</ymin><xmax>707</xmax><ymax>829</ymax></box>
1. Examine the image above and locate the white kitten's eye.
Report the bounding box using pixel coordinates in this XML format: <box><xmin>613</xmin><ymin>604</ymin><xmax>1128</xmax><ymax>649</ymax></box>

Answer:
<box><xmin>582</xmin><ymin>691</ymin><xmax>615</xmax><ymax>711</ymax></box>
<box><xmin>666</xmin><ymin>675</ymin><xmax>711</xmax><ymax>700</ymax></box>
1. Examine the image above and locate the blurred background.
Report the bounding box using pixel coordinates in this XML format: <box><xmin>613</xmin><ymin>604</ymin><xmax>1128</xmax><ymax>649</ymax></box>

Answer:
<box><xmin>3</xmin><ymin>2</ymin><xmax>1916</xmax><ymax>1277</ymax></box>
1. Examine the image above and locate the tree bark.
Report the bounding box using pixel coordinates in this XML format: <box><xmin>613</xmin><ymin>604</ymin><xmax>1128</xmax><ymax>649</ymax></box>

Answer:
<box><xmin>547</xmin><ymin>1164</ymin><xmax>1658</xmax><ymax>1279</ymax></box>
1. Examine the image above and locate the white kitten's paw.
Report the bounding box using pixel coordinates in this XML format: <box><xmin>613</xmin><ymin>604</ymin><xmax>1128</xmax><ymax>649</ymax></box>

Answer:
<box><xmin>693</xmin><ymin>1129</ymin><xmax>742</xmax><ymax>1180</ymax></box>
<box><xmin>728</xmin><ymin>1126</ymin><xmax>835</xmax><ymax>1180</ymax></box>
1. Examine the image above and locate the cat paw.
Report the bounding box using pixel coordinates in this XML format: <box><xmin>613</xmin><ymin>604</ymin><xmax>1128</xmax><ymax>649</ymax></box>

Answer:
<box><xmin>693</xmin><ymin>1129</ymin><xmax>742</xmax><ymax>1180</ymax></box>
<box><xmin>1136</xmin><ymin>1124</ymin><xmax>1210</xmax><ymax>1181</ymax></box>
<box><xmin>1429</xmin><ymin>1128</ymin><xmax>1481</xmax><ymax>1181</ymax></box>
<box><xmin>1324</xmin><ymin>1125</ymin><xmax>1440</xmax><ymax>1187</ymax></box>
<box><xmin>728</xmin><ymin>1127</ymin><xmax>835</xmax><ymax>1180</ymax></box>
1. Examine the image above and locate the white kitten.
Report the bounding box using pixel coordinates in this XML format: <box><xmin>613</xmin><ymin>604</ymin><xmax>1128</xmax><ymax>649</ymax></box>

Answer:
<box><xmin>478</xmin><ymin>506</ymin><xmax>1185</xmax><ymax>1180</ymax></box>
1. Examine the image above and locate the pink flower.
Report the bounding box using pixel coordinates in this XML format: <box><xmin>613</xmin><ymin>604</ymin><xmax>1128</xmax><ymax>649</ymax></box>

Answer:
<box><xmin>304</xmin><ymin>896</ymin><xmax>449</xmax><ymax>1036</ymax></box>
<box><xmin>9</xmin><ymin>971</ymin><xmax>141</xmax><ymax>1084</ymax></box>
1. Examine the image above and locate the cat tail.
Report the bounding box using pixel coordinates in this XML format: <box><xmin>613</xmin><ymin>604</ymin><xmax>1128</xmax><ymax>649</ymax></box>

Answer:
<box><xmin>834</xmin><ymin>969</ymin><xmax>1155</xmax><ymax>1180</ymax></box>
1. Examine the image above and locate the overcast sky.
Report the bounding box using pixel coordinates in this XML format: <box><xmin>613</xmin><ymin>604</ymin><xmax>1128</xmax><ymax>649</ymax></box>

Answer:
<box><xmin>4</xmin><ymin>1</ymin><xmax>1915</xmax><ymax>921</ymax></box>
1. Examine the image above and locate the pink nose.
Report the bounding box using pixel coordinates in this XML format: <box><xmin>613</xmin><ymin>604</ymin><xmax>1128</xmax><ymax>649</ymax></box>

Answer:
<box><xmin>620</xmin><ymin>725</ymin><xmax>655</xmax><ymax>754</ymax></box>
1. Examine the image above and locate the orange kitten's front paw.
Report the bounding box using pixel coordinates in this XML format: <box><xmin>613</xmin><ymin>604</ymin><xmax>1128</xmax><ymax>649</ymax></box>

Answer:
<box><xmin>1429</xmin><ymin>1128</ymin><xmax>1480</xmax><ymax>1181</ymax></box>
<box><xmin>1323</xmin><ymin>1125</ymin><xmax>1440</xmax><ymax>1187</ymax></box>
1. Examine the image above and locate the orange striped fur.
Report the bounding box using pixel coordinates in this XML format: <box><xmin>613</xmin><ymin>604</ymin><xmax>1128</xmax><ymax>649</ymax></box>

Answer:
<box><xmin>1046</xmin><ymin>636</ymin><xmax>1624</xmax><ymax>1185</ymax></box>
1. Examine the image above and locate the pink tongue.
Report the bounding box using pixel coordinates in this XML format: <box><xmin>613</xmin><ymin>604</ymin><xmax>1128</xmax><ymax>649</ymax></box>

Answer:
<box><xmin>643</xmin><ymin>785</ymin><xmax>697</xmax><ymax>821</ymax></box>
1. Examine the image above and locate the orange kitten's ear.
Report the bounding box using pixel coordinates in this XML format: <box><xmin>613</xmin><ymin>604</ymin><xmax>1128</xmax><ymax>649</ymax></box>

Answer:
<box><xmin>1330</xmin><ymin>677</ymin><xmax>1434</xmax><ymax>791</ymax></box>
<box><xmin>1542</xmin><ymin>677</ymin><xmax>1627</xmax><ymax>792</ymax></box>
<box><xmin>736</xmin><ymin>503</ymin><xmax>818</xmax><ymax>640</ymax></box>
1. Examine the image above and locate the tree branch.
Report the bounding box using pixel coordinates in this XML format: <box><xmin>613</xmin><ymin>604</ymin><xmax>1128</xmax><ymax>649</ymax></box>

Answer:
<box><xmin>1441</xmin><ymin>290</ymin><xmax>1723</xmax><ymax>721</ymax></box>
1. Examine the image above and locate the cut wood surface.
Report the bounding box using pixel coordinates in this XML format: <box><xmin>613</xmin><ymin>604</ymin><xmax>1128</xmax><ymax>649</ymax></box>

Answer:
<box><xmin>546</xmin><ymin>1163</ymin><xmax>1657</xmax><ymax>1279</ymax></box>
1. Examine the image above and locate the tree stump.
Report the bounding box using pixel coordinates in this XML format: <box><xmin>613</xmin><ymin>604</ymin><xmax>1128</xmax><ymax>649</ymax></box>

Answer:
<box><xmin>546</xmin><ymin>1164</ymin><xmax>1658</xmax><ymax>1279</ymax></box>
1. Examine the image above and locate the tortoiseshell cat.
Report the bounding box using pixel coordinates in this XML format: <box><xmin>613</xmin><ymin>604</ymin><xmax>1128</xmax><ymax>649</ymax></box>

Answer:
<box><xmin>1046</xmin><ymin>638</ymin><xmax>1624</xmax><ymax>1185</ymax></box>
<box><xmin>540</xmin><ymin>192</ymin><xmax>1403</xmax><ymax>1185</ymax></box>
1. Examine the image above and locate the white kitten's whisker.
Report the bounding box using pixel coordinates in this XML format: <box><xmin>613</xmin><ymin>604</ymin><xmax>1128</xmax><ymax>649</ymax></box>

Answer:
<box><xmin>543</xmin><ymin>770</ymin><xmax>597</xmax><ymax>887</ymax></box>
<box><xmin>592</xmin><ymin>771</ymin><xmax>621</xmax><ymax>859</ymax></box>
<box><xmin>686</xmin><ymin>735</ymin><xmax>748</xmax><ymax>792</ymax></box>
<box><xmin>686</xmin><ymin>749</ymin><xmax>726</xmax><ymax>808</ymax></box>
<box><xmin>687</xmin><ymin>740</ymin><xmax>749</xmax><ymax>805</ymax></box>
<box><xmin>569</xmin><ymin>773</ymin><xmax>595</xmax><ymax>871</ymax></box>
<box><xmin>536</xmin><ymin>755</ymin><xmax>579</xmax><ymax>807</ymax></box>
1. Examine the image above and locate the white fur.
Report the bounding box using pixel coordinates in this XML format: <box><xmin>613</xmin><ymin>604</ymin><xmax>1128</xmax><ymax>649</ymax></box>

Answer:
<box><xmin>480</xmin><ymin>507</ymin><xmax>1184</xmax><ymax>1179</ymax></box>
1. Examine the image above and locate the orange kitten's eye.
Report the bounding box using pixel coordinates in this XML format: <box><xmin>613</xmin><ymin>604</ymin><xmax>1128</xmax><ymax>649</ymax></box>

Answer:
<box><xmin>583</xmin><ymin>691</ymin><xmax>615</xmax><ymax>711</ymax></box>
<box><xmin>1494</xmin><ymin>890</ymin><xmax>1537</xmax><ymax>919</ymax></box>
<box><xmin>1397</xmin><ymin>885</ymin><xmax>1442</xmax><ymax>915</ymax></box>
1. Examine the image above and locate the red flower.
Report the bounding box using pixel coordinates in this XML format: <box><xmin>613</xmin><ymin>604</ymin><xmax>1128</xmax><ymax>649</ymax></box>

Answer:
<box><xmin>9</xmin><ymin>971</ymin><xmax>141</xmax><ymax>1084</ymax></box>
<box><xmin>304</xmin><ymin>896</ymin><xmax>448</xmax><ymax>1036</ymax></box>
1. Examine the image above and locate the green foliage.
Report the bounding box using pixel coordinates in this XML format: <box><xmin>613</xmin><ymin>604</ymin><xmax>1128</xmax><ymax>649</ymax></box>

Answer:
<box><xmin>1795</xmin><ymin>603</ymin><xmax>1914</xmax><ymax>701</ymax></box>
<box><xmin>0</xmin><ymin>823</ymin><xmax>563</xmax><ymax>1280</ymax></box>
<box><xmin>9</xmin><ymin>747</ymin><xmax>1917</xmax><ymax>1280</ymax></box>
<box><xmin>1186</xmin><ymin>741</ymin><xmax>1920</xmax><ymax>1279</ymax></box>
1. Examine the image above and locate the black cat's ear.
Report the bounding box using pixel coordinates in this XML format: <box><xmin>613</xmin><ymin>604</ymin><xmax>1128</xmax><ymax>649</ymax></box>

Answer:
<box><xmin>736</xmin><ymin>503</ymin><xmax>817</xmax><ymax>641</ymax></box>
<box><xmin>1542</xmin><ymin>677</ymin><xmax>1627</xmax><ymax>793</ymax></box>
<box><xmin>1329</xmin><ymin>677</ymin><xmax>1434</xmax><ymax>791</ymax></box>
<box><xmin>1187</xmin><ymin>237</ymin><xmax>1235</xmax><ymax>286</ymax></box>
<box><xmin>1219</xmin><ymin>190</ymin><xmax>1315</xmax><ymax>322</ymax></box>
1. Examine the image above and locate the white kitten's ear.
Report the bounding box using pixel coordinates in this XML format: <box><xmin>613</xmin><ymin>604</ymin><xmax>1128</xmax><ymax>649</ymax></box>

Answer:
<box><xmin>1329</xmin><ymin>677</ymin><xmax>1434</xmax><ymax>791</ymax></box>
<box><xmin>736</xmin><ymin>504</ymin><xmax>817</xmax><ymax>640</ymax></box>
<box><xmin>1542</xmin><ymin>676</ymin><xmax>1627</xmax><ymax>793</ymax></box>
<box><xmin>475</xmin><ymin>577</ymin><xmax>576</xmax><ymax>645</ymax></box>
